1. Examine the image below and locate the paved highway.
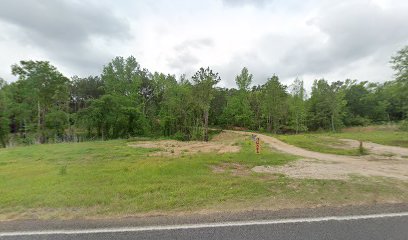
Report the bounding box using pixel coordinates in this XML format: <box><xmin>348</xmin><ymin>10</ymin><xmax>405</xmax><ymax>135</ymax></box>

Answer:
<box><xmin>1</xmin><ymin>212</ymin><xmax>407</xmax><ymax>240</ymax></box>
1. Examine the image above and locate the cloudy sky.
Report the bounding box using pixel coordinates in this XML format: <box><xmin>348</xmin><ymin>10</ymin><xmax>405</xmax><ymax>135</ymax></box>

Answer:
<box><xmin>0</xmin><ymin>0</ymin><xmax>407</xmax><ymax>89</ymax></box>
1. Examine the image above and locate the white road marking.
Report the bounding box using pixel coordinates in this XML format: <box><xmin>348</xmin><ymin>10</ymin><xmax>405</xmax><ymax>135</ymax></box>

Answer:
<box><xmin>1</xmin><ymin>212</ymin><xmax>408</xmax><ymax>236</ymax></box>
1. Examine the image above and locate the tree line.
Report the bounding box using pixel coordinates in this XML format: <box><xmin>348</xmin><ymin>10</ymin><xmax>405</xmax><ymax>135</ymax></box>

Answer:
<box><xmin>0</xmin><ymin>46</ymin><xmax>407</xmax><ymax>147</ymax></box>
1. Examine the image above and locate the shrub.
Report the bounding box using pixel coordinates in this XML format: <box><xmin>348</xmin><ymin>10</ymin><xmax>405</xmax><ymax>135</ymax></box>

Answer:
<box><xmin>400</xmin><ymin>120</ymin><xmax>408</xmax><ymax>131</ymax></box>
<box><xmin>358</xmin><ymin>141</ymin><xmax>368</xmax><ymax>155</ymax></box>
<box><xmin>59</xmin><ymin>165</ymin><xmax>67</xmax><ymax>176</ymax></box>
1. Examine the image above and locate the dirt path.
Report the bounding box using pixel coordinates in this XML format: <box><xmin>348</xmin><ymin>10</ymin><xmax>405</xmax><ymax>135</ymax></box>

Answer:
<box><xmin>229</xmin><ymin>130</ymin><xmax>408</xmax><ymax>180</ymax></box>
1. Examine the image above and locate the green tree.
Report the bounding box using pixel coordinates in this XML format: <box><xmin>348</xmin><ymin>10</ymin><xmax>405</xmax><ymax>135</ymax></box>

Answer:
<box><xmin>99</xmin><ymin>56</ymin><xmax>150</xmax><ymax>137</ymax></box>
<box><xmin>390</xmin><ymin>46</ymin><xmax>408</xmax><ymax>118</ymax></box>
<box><xmin>261</xmin><ymin>75</ymin><xmax>288</xmax><ymax>133</ymax></box>
<box><xmin>391</xmin><ymin>45</ymin><xmax>408</xmax><ymax>83</ymax></box>
<box><xmin>235</xmin><ymin>67</ymin><xmax>253</xmax><ymax>91</ymax></box>
<box><xmin>11</xmin><ymin>61</ymin><xmax>69</xmax><ymax>143</ymax></box>
<box><xmin>288</xmin><ymin>78</ymin><xmax>307</xmax><ymax>133</ymax></box>
<box><xmin>0</xmin><ymin>78</ymin><xmax>10</xmax><ymax>147</ymax></box>
<box><xmin>70</xmin><ymin>75</ymin><xmax>104</xmax><ymax>112</ymax></box>
<box><xmin>222</xmin><ymin>67</ymin><xmax>254</xmax><ymax>128</ymax></box>
<box><xmin>308</xmin><ymin>79</ymin><xmax>346</xmax><ymax>131</ymax></box>
<box><xmin>192</xmin><ymin>67</ymin><xmax>220</xmax><ymax>141</ymax></box>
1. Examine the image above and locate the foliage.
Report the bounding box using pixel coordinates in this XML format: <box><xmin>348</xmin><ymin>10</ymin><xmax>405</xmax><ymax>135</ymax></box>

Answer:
<box><xmin>399</xmin><ymin>120</ymin><xmax>408</xmax><ymax>132</ymax></box>
<box><xmin>1</xmin><ymin>45</ymin><xmax>408</xmax><ymax>146</ymax></box>
<box><xmin>288</xmin><ymin>78</ymin><xmax>307</xmax><ymax>133</ymax></box>
<box><xmin>191</xmin><ymin>67</ymin><xmax>220</xmax><ymax>141</ymax></box>
<box><xmin>0</xmin><ymin>78</ymin><xmax>10</xmax><ymax>147</ymax></box>
<box><xmin>307</xmin><ymin>79</ymin><xmax>346</xmax><ymax>132</ymax></box>
<box><xmin>261</xmin><ymin>75</ymin><xmax>288</xmax><ymax>133</ymax></box>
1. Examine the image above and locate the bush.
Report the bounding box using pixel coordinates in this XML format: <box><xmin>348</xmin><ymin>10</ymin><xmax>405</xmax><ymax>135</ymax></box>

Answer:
<box><xmin>400</xmin><ymin>120</ymin><xmax>408</xmax><ymax>131</ymax></box>
<box><xmin>358</xmin><ymin>141</ymin><xmax>368</xmax><ymax>155</ymax></box>
<box><xmin>59</xmin><ymin>165</ymin><xmax>67</xmax><ymax>176</ymax></box>
<box><xmin>173</xmin><ymin>131</ymin><xmax>189</xmax><ymax>141</ymax></box>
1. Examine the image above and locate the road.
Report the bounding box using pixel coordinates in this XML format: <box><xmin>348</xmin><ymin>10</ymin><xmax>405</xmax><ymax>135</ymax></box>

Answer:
<box><xmin>2</xmin><ymin>212</ymin><xmax>407</xmax><ymax>240</ymax></box>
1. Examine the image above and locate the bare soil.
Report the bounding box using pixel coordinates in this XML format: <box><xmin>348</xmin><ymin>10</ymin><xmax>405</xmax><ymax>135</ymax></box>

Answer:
<box><xmin>211</xmin><ymin>163</ymin><xmax>251</xmax><ymax>176</ymax></box>
<box><xmin>128</xmin><ymin>131</ymin><xmax>242</xmax><ymax>156</ymax></box>
<box><xmin>230</xmin><ymin>131</ymin><xmax>408</xmax><ymax>180</ymax></box>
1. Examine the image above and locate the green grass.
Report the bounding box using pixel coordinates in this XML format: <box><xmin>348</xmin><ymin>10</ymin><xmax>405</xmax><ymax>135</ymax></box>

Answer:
<box><xmin>275</xmin><ymin>125</ymin><xmax>408</xmax><ymax>155</ymax></box>
<box><xmin>332</xmin><ymin>130</ymin><xmax>408</xmax><ymax>148</ymax></box>
<box><xmin>0</xmin><ymin>136</ymin><xmax>407</xmax><ymax>220</ymax></box>
<box><xmin>275</xmin><ymin>134</ymin><xmax>365</xmax><ymax>156</ymax></box>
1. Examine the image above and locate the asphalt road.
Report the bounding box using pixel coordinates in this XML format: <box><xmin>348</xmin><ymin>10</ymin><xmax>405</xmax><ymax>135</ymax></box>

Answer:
<box><xmin>2</xmin><ymin>212</ymin><xmax>407</xmax><ymax>240</ymax></box>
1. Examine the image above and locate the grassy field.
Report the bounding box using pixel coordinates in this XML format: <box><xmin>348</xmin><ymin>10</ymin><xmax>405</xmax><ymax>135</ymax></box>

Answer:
<box><xmin>275</xmin><ymin>134</ymin><xmax>365</xmax><ymax>156</ymax></box>
<box><xmin>275</xmin><ymin>125</ymin><xmax>408</xmax><ymax>155</ymax></box>
<box><xmin>1</xmin><ymin>133</ymin><xmax>407</xmax><ymax>220</ymax></box>
<box><xmin>332</xmin><ymin>125</ymin><xmax>408</xmax><ymax>148</ymax></box>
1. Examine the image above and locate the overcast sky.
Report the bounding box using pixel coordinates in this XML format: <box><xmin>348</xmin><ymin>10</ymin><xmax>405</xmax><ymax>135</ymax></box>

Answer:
<box><xmin>0</xmin><ymin>0</ymin><xmax>407</xmax><ymax>89</ymax></box>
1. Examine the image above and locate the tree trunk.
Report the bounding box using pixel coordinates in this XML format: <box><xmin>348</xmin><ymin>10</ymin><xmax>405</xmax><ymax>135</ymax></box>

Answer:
<box><xmin>37</xmin><ymin>101</ymin><xmax>41</xmax><ymax>133</ymax></box>
<box><xmin>204</xmin><ymin>110</ymin><xmax>209</xmax><ymax>142</ymax></box>
<box><xmin>203</xmin><ymin>110</ymin><xmax>209</xmax><ymax>142</ymax></box>
<box><xmin>295</xmin><ymin>117</ymin><xmax>299</xmax><ymax>134</ymax></box>
<box><xmin>331</xmin><ymin>113</ymin><xmax>335</xmax><ymax>132</ymax></box>
<box><xmin>267</xmin><ymin>114</ymin><xmax>272</xmax><ymax>132</ymax></box>
<box><xmin>37</xmin><ymin>101</ymin><xmax>44</xmax><ymax>143</ymax></box>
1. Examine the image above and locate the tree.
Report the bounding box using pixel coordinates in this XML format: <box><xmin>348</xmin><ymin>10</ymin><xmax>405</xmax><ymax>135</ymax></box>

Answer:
<box><xmin>192</xmin><ymin>67</ymin><xmax>220</xmax><ymax>141</ymax></box>
<box><xmin>261</xmin><ymin>75</ymin><xmax>288</xmax><ymax>133</ymax></box>
<box><xmin>100</xmin><ymin>56</ymin><xmax>151</xmax><ymax>136</ymax></box>
<box><xmin>288</xmin><ymin>78</ymin><xmax>307</xmax><ymax>133</ymax></box>
<box><xmin>235</xmin><ymin>67</ymin><xmax>253</xmax><ymax>91</ymax></box>
<box><xmin>249</xmin><ymin>85</ymin><xmax>263</xmax><ymax>130</ymax></box>
<box><xmin>0</xmin><ymin>78</ymin><xmax>10</xmax><ymax>147</ymax></box>
<box><xmin>390</xmin><ymin>45</ymin><xmax>408</xmax><ymax>118</ymax></box>
<box><xmin>222</xmin><ymin>90</ymin><xmax>254</xmax><ymax>127</ymax></box>
<box><xmin>391</xmin><ymin>45</ymin><xmax>408</xmax><ymax>83</ymax></box>
<box><xmin>11</xmin><ymin>61</ymin><xmax>69</xmax><ymax>143</ymax></box>
<box><xmin>308</xmin><ymin>79</ymin><xmax>346</xmax><ymax>131</ymax></box>
<box><xmin>222</xmin><ymin>67</ymin><xmax>254</xmax><ymax>128</ymax></box>
<box><xmin>70</xmin><ymin>75</ymin><xmax>104</xmax><ymax>112</ymax></box>
<box><xmin>102</xmin><ymin>56</ymin><xmax>141</xmax><ymax>97</ymax></box>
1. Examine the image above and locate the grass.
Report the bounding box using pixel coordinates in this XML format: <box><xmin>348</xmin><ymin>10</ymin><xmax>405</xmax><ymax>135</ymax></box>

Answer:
<box><xmin>275</xmin><ymin>125</ymin><xmax>408</xmax><ymax>155</ymax></box>
<box><xmin>0</xmin><ymin>135</ymin><xmax>407</xmax><ymax>220</ymax></box>
<box><xmin>275</xmin><ymin>134</ymin><xmax>365</xmax><ymax>156</ymax></box>
<box><xmin>332</xmin><ymin>128</ymin><xmax>408</xmax><ymax>148</ymax></box>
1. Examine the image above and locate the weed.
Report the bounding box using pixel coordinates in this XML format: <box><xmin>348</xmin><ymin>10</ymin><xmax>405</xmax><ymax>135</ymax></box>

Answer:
<box><xmin>358</xmin><ymin>141</ymin><xmax>368</xmax><ymax>155</ymax></box>
<box><xmin>59</xmin><ymin>165</ymin><xmax>67</xmax><ymax>176</ymax></box>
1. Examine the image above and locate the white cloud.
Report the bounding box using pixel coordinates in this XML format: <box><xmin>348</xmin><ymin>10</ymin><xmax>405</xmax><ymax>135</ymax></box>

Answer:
<box><xmin>0</xmin><ymin>0</ymin><xmax>407</xmax><ymax>91</ymax></box>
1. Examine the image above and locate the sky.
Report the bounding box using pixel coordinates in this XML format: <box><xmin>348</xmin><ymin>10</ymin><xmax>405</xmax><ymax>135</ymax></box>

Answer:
<box><xmin>0</xmin><ymin>0</ymin><xmax>407</xmax><ymax>89</ymax></box>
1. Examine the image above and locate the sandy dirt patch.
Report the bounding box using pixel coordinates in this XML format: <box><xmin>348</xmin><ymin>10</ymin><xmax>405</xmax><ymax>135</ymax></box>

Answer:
<box><xmin>229</xmin><ymin>130</ymin><xmax>408</xmax><ymax>180</ymax></box>
<box><xmin>128</xmin><ymin>131</ymin><xmax>242</xmax><ymax>156</ymax></box>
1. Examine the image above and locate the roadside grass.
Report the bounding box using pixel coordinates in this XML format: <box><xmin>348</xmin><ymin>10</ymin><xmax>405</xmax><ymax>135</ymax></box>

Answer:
<box><xmin>0</xmin><ymin>135</ymin><xmax>407</xmax><ymax>220</ymax></box>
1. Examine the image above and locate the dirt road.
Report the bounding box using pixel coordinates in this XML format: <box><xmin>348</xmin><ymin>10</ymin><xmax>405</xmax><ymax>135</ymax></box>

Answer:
<box><xmin>229</xmin><ymin>131</ymin><xmax>408</xmax><ymax>180</ymax></box>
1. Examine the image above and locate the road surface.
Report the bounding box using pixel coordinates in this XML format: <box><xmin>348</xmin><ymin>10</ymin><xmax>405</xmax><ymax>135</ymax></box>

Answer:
<box><xmin>2</xmin><ymin>212</ymin><xmax>407</xmax><ymax>240</ymax></box>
